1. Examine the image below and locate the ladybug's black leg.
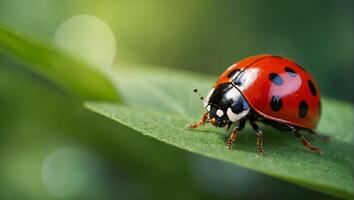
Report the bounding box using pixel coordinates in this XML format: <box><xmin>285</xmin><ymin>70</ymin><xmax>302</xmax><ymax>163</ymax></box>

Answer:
<box><xmin>227</xmin><ymin>119</ymin><xmax>245</xmax><ymax>149</ymax></box>
<box><xmin>308</xmin><ymin>130</ymin><xmax>331</xmax><ymax>142</ymax></box>
<box><xmin>226</xmin><ymin>122</ymin><xmax>232</xmax><ymax>131</ymax></box>
<box><xmin>293</xmin><ymin>130</ymin><xmax>321</xmax><ymax>153</ymax></box>
<box><xmin>186</xmin><ymin>112</ymin><xmax>208</xmax><ymax>129</ymax></box>
<box><xmin>249</xmin><ymin>120</ymin><xmax>265</xmax><ymax>156</ymax></box>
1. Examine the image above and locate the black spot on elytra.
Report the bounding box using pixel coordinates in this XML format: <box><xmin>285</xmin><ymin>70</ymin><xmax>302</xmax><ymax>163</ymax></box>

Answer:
<box><xmin>270</xmin><ymin>96</ymin><xmax>283</xmax><ymax>112</ymax></box>
<box><xmin>269</xmin><ymin>73</ymin><xmax>284</xmax><ymax>85</ymax></box>
<box><xmin>271</xmin><ymin>55</ymin><xmax>283</xmax><ymax>59</ymax></box>
<box><xmin>284</xmin><ymin>67</ymin><xmax>297</xmax><ymax>77</ymax></box>
<box><xmin>227</xmin><ymin>69</ymin><xmax>240</xmax><ymax>78</ymax></box>
<box><xmin>308</xmin><ymin>80</ymin><xmax>317</xmax><ymax>96</ymax></box>
<box><xmin>299</xmin><ymin>100</ymin><xmax>308</xmax><ymax>118</ymax></box>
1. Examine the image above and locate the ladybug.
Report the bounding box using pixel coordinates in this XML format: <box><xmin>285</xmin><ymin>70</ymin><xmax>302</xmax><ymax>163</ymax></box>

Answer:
<box><xmin>187</xmin><ymin>54</ymin><xmax>329</xmax><ymax>155</ymax></box>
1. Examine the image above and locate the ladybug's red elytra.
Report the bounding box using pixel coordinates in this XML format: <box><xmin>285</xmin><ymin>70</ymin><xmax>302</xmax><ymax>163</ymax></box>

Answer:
<box><xmin>187</xmin><ymin>54</ymin><xmax>329</xmax><ymax>155</ymax></box>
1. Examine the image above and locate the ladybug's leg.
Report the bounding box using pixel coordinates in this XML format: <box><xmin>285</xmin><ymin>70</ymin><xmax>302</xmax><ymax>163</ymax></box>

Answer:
<box><xmin>186</xmin><ymin>112</ymin><xmax>208</xmax><ymax>129</ymax></box>
<box><xmin>226</xmin><ymin>122</ymin><xmax>232</xmax><ymax>131</ymax></box>
<box><xmin>250</xmin><ymin>120</ymin><xmax>265</xmax><ymax>156</ymax></box>
<box><xmin>293</xmin><ymin>130</ymin><xmax>321</xmax><ymax>153</ymax></box>
<box><xmin>308</xmin><ymin>130</ymin><xmax>331</xmax><ymax>142</ymax></box>
<box><xmin>227</xmin><ymin>119</ymin><xmax>245</xmax><ymax>149</ymax></box>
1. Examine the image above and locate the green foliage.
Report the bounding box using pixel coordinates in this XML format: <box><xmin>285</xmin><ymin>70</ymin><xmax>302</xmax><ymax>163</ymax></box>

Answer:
<box><xmin>1</xmin><ymin>24</ymin><xmax>353</xmax><ymax>199</ymax></box>
<box><xmin>0</xmin><ymin>25</ymin><xmax>120</xmax><ymax>101</ymax></box>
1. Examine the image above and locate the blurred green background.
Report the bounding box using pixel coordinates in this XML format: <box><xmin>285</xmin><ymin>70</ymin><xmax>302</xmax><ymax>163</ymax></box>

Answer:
<box><xmin>0</xmin><ymin>0</ymin><xmax>352</xmax><ymax>199</ymax></box>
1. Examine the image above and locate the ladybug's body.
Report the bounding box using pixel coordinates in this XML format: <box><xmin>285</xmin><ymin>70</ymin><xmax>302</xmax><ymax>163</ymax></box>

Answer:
<box><xmin>188</xmin><ymin>55</ymin><xmax>326</xmax><ymax>155</ymax></box>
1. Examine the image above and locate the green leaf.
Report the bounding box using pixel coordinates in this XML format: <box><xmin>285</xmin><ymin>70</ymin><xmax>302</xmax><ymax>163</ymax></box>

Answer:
<box><xmin>0</xmin><ymin>25</ymin><xmax>120</xmax><ymax>101</ymax></box>
<box><xmin>86</xmin><ymin>66</ymin><xmax>353</xmax><ymax>199</ymax></box>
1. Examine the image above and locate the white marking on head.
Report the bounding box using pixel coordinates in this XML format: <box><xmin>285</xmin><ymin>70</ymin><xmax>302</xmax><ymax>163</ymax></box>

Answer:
<box><xmin>216</xmin><ymin>109</ymin><xmax>224</xmax><ymax>117</ymax></box>
<box><xmin>227</xmin><ymin>107</ymin><xmax>249</xmax><ymax>122</ymax></box>
<box><xmin>206</xmin><ymin>105</ymin><xmax>211</xmax><ymax>111</ymax></box>
<box><xmin>203</xmin><ymin>88</ymin><xmax>215</xmax><ymax>107</ymax></box>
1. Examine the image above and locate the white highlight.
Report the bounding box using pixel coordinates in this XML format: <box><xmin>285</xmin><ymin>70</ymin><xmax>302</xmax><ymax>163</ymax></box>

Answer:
<box><xmin>225</xmin><ymin>87</ymin><xmax>240</xmax><ymax>100</ymax></box>
<box><xmin>216</xmin><ymin>109</ymin><xmax>224</xmax><ymax>117</ymax></box>
<box><xmin>236</xmin><ymin>68</ymin><xmax>259</xmax><ymax>90</ymax></box>
<box><xmin>227</xmin><ymin>107</ymin><xmax>249</xmax><ymax>122</ymax></box>
<box><xmin>203</xmin><ymin>88</ymin><xmax>215</xmax><ymax>107</ymax></box>
<box><xmin>269</xmin><ymin>72</ymin><xmax>301</xmax><ymax>97</ymax></box>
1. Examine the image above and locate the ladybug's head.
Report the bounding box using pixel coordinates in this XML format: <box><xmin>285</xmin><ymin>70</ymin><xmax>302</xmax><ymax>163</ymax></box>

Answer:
<box><xmin>193</xmin><ymin>88</ymin><xmax>230</xmax><ymax>127</ymax></box>
<box><xmin>206</xmin><ymin>104</ymin><xmax>230</xmax><ymax>127</ymax></box>
<box><xmin>202</xmin><ymin>83</ymin><xmax>250</xmax><ymax>128</ymax></box>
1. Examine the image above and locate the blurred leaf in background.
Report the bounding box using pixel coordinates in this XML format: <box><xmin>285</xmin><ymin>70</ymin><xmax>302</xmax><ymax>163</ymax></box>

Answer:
<box><xmin>0</xmin><ymin>0</ymin><xmax>351</xmax><ymax>100</ymax></box>
<box><xmin>0</xmin><ymin>25</ymin><xmax>119</xmax><ymax>101</ymax></box>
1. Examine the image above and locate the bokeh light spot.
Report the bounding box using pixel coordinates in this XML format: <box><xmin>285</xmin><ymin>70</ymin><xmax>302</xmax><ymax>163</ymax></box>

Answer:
<box><xmin>54</xmin><ymin>14</ymin><xmax>117</xmax><ymax>71</ymax></box>
<box><xmin>41</xmin><ymin>147</ymin><xmax>99</xmax><ymax>198</ymax></box>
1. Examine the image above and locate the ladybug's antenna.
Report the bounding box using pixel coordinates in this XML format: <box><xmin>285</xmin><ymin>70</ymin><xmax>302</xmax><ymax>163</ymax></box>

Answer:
<box><xmin>193</xmin><ymin>88</ymin><xmax>204</xmax><ymax>101</ymax></box>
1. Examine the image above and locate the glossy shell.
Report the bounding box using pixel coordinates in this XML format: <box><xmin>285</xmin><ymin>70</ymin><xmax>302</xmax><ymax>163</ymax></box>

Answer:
<box><xmin>214</xmin><ymin>54</ymin><xmax>321</xmax><ymax>129</ymax></box>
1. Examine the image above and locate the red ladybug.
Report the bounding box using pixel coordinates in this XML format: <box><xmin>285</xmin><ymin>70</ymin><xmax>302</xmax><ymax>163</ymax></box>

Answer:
<box><xmin>187</xmin><ymin>54</ymin><xmax>328</xmax><ymax>155</ymax></box>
